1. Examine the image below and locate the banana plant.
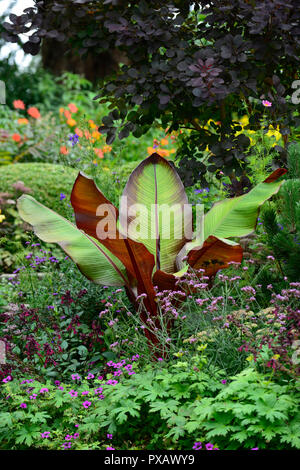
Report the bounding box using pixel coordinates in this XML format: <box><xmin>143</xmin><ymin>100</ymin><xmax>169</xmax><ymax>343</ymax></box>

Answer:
<box><xmin>17</xmin><ymin>153</ymin><xmax>286</xmax><ymax>348</ymax></box>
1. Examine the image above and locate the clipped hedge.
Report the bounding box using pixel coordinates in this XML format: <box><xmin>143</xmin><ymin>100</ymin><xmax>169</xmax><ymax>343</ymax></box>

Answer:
<box><xmin>0</xmin><ymin>160</ymin><xmax>139</xmax><ymax>213</ymax></box>
<box><xmin>0</xmin><ymin>163</ymin><xmax>77</xmax><ymax>216</ymax></box>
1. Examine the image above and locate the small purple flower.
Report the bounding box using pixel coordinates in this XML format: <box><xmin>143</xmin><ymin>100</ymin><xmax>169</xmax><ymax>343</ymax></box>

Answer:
<box><xmin>251</xmin><ymin>447</ymin><xmax>259</xmax><ymax>450</ymax></box>
<box><xmin>69</xmin><ymin>133</ymin><xmax>79</xmax><ymax>146</ymax></box>
<box><xmin>73</xmin><ymin>433</ymin><xmax>79</xmax><ymax>439</ymax></box>
<box><xmin>20</xmin><ymin>403</ymin><xmax>27</xmax><ymax>408</ymax></box>
<box><xmin>62</xmin><ymin>442</ymin><xmax>72</xmax><ymax>449</ymax></box>
<box><xmin>193</xmin><ymin>442</ymin><xmax>202</xmax><ymax>450</ymax></box>
<box><xmin>60</xmin><ymin>193</ymin><xmax>66</xmax><ymax>201</ymax></box>
<box><xmin>71</xmin><ymin>373</ymin><xmax>81</xmax><ymax>381</ymax></box>
<box><xmin>87</xmin><ymin>373</ymin><xmax>95</xmax><ymax>379</ymax></box>
<box><xmin>106</xmin><ymin>447</ymin><xmax>115</xmax><ymax>450</ymax></box>
<box><xmin>69</xmin><ymin>390</ymin><xmax>78</xmax><ymax>398</ymax></box>
<box><xmin>2</xmin><ymin>375</ymin><xmax>12</xmax><ymax>383</ymax></box>
<box><xmin>82</xmin><ymin>391</ymin><xmax>89</xmax><ymax>396</ymax></box>
<box><xmin>30</xmin><ymin>394</ymin><xmax>37</xmax><ymax>400</ymax></box>
<box><xmin>41</xmin><ymin>431</ymin><xmax>50</xmax><ymax>439</ymax></box>
<box><xmin>39</xmin><ymin>388</ymin><xmax>49</xmax><ymax>394</ymax></box>
<box><xmin>65</xmin><ymin>435</ymin><xmax>72</xmax><ymax>441</ymax></box>
<box><xmin>107</xmin><ymin>434</ymin><xmax>113</xmax><ymax>439</ymax></box>
<box><xmin>106</xmin><ymin>379</ymin><xmax>118</xmax><ymax>385</ymax></box>
<box><xmin>205</xmin><ymin>443</ymin><xmax>214</xmax><ymax>450</ymax></box>
<box><xmin>221</xmin><ymin>379</ymin><xmax>227</xmax><ymax>385</ymax></box>
<box><xmin>83</xmin><ymin>400</ymin><xmax>92</xmax><ymax>409</ymax></box>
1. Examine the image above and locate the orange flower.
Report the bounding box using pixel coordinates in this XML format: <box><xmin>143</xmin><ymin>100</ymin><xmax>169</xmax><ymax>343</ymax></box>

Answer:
<box><xmin>157</xmin><ymin>148</ymin><xmax>170</xmax><ymax>157</ymax></box>
<box><xmin>59</xmin><ymin>107</ymin><xmax>65</xmax><ymax>114</ymax></box>
<box><xmin>68</xmin><ymin>103</ymin><xmax>78</xmax><ymax>113</ymax></box>
<box><xmin>27</xmin><ymin>107</ymin><xmax>41</xmax><ymax>119</ymax></box>
<box><xmin>67</xmin><ymin>118</ymin><xmax>77</xmax><ymax>127</ymax></box>
<box><xmin>147</xmin><ymin>146</ymin><xmax>155</xmax><ymax>155</ymax></box>
<box><xmin>12</xmin><ymin>133</ymin><xmax>21</xmax><ymax>142</ymax></box>
<box><xmin>75</xmin><ymin>127</ymin><xmax>83</xmax><ymax>137</ymax></box>
<box><xmin>60</xmin><ymin>146</ymin><xmax>69</xmax><ymax>155</ymax></box>
<box><xmin>13</xmin><ymin>100</ymin><xmax>25</xmax><ymax>110</ymax></box>
<box><xmin>18</xmin><ymin>118</ymin><xmax>29</xmax><ymax>125</ymax></box>
<box><xmin>94</xmin><ymin>148</ymin><xmax>104</xmax><ymax>158</ymax></box>
<box><xmin>89</xmin><ymin>120</ymin><xmax>97</xmax><ymax>129</ymax></box>
<box><xmin>84</xmin><ymin>130</ymin><xmax>91</xmax><ymax>140</ymax></box>
<box><xmin>92</xmin><ymin>130</ymin><xmax>101</xmax><ymax>140</ymax></box>
<box><xmin>160</xmin><ymin>138</ymin><xmax>169</xmax><ymax>146</ymax></box>
<box><xmin>64</xmin><ymin>110</ymin><xmax>72</xmax><ymax>120</ymax></box>
<box><xmin>102</xmin><ymin>145</ymin><xmax>112</xmax><ymax>153</ymax></box>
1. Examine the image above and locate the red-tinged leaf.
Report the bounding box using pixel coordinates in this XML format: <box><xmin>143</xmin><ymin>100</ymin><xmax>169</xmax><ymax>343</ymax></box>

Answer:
<box><xmin>119</xmin><ymin>153</ymin><xmax>193</xmax><ymax>273</ymax></box>
<box><xmin>263</xmin><ymin>168</ymin><xmax>287</xmax><ymax>183</ymax></box>
<box><xmin>71</xmin><ymin>172</ymin><xmax>158</xmax><ymax>318</ymax></box>
<box><xmin>153</xmin><ymin>269</ymin><xmax>178</xmax><ymax>292</ymax></box>
<box><xmin>187</xmin><ymin>236</ymin><xmax>243</xmax><ymax>278</ymax></box>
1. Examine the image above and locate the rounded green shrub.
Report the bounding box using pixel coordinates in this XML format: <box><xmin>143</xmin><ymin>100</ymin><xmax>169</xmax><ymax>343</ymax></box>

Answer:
<box><xmin>0</xmin><ymin>163</ymin><xmax>77</xmax><ymax>214</ymax></box>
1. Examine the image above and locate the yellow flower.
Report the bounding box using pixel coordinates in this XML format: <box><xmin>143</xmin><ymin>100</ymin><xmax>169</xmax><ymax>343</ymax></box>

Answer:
<box><xmin>0</xmin><ymin>210</ymin><xmax>5</xmax><ymax>223</ymax></box>
<box><xmin>239</xmin><ymin>115</ymin><xmax>249</xmax><ymax>127</ymax></box>
<box><xmin>272</xmin><ymin>354</ymin><xmax>280</xmax><ymax>360</ymax></box>
<box><xmin>246</xmin><ymin>354</ymin><xmax>254</xmax><ymax>362</ymax></box>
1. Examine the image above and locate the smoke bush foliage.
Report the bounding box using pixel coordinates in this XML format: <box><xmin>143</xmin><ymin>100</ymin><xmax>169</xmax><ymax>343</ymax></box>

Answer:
<box><xmin>3</xmin><ymin>0</ymin><xmax>300</xmax><ymax>187</ymax></box>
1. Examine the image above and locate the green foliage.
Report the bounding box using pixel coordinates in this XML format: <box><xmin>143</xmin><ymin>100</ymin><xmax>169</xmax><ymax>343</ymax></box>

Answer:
<box><xmin>0</xmin><ymin>163</ymin><xmax>76</xmax><ymax>214</ymax></box>
<box><xmin>261</xmin><ymin>144</ymin><xmax>300</xmax><ymax>281</ymax></box>
<box><xmin>0</xmin><ymin>162</ymin><xmax>134</xmax><ymax>272</ymax></box>
<box><xmin>6</xmin><ymin>1</ymin><xmax>300</xmax><ymax>186</ymax></box>
<box><xmin>186</xmin><ymin>367</ymin><xmax>300</xmax><ymax>450</ymax></box>
<box><xmin>0</xmin><ymin>360</ymin><xmax>298</xmax><ymax>450</ymax></box>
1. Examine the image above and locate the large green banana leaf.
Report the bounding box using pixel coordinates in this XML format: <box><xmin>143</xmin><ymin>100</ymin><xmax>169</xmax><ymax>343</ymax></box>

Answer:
<box><xmin>17</xmin><ymin>195</ymin><xmax>128</xmax><ymax>287</ymax></box>
<box><xmin>204</xmin><ymin>175</ymin><xmax>285</xmax><ymax>240</ymax></box>
<box><xmin>119</xmin><ymin>153</ymin><xmax>193</xmax><ymax>273</ymax></box>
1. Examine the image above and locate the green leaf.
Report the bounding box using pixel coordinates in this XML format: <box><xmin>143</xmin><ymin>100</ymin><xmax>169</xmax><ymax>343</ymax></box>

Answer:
<box><xmin>119</xmin><ymin>153</ymin><xmax>193</xmax><ymax>273</ymax></box>
<box><xmin>204</xmin><ymin>177</ymin><xmax>285</xmax><ymax>240</ymax></box>
<box><xmin>17</xmin><ymin>195</ymin><xmax>128</xmax><ymax>287</ymax></box>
